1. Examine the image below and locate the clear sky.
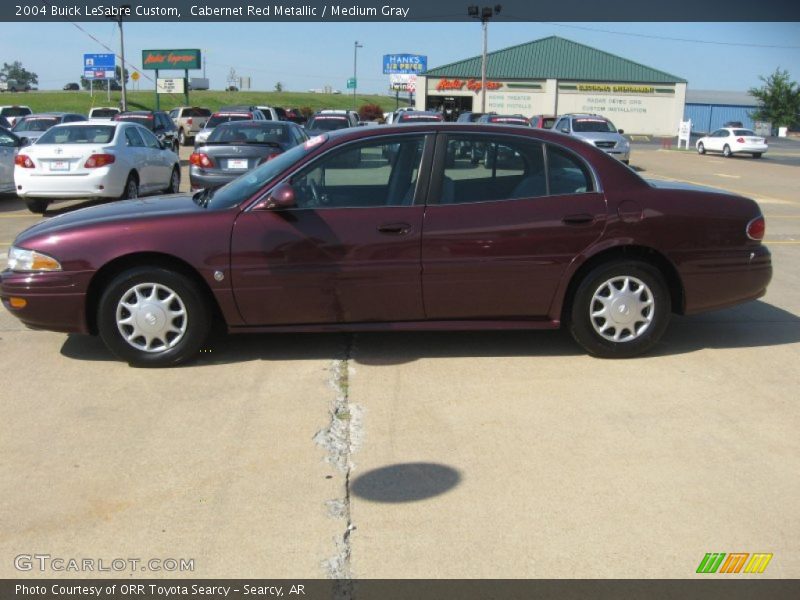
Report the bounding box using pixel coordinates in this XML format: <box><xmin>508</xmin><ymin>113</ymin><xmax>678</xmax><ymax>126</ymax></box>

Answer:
<box><xmin>1</xmin><ymin>21</ymin><xmax>799</xmax><ymax>94</ymax></box>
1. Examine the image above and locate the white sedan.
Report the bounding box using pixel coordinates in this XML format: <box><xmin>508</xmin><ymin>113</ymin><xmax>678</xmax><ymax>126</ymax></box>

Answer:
<box><xmin>696</xmin><ymin>127</ymin><xmax>768</xmax><ymax>158</ymax></box>
<box><xmin>14</xmin><ymin>121</ymin><xmax>180</xmax><ymax>214</ymax></box>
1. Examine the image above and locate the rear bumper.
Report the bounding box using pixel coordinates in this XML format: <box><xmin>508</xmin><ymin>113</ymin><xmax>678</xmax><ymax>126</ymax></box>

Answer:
<box><xmin>189</xmin><ymin>168</ymin><xmax>238</xmax><ymax>191</ymax></box>
<box><xmin>679</xmin><ymin>245</ymin><xmax>772</xmax><ymax>315</ymax></box>
<box><xmin>15</xmin><ymin>167</ymin><xmax>125</xmax><ymax>199</ymax></box>
<box><xmin>0</xmin><ymin>269</ymin><xmax>93</xmax><ymax>334</ymax></box>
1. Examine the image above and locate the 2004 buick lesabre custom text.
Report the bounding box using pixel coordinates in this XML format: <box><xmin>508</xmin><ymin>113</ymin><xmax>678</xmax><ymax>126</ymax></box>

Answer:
<box><xmin>0</xmin><ymin>124</ymin><xmax>772</xmax><ymax>367</ymax></box>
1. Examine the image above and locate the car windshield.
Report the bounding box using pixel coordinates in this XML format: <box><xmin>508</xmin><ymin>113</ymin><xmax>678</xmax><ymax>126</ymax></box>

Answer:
<box><xmin>195</xmin><ymin>137</ymin><xmax>326</xmax><ymax>210</ymax></box>
<box><xmin>306</xmin><ymin>117</ymin><xmax>349</xmax><ymax>131</ymax></box>
<box><xmin>91</xmin><ymin>109</ymin><xmax>119</xmax><ymax>118</ymax></box>
<box><xmin>206</xmin><ymin>114</ymin><xmax>250</xmax><ymax>128</ymax></box>
<box><xmin>37</xmin><ymin>125</ymin><xmax>116</xmax><ymax>144</ymax></box>
<box><xmin>208</xmin><ymin>123</ymin><xmax>291</xmax><ymax>144</ymax></box>
<box><xmin>541</xmin><ymin>118</ymin><xmax>557</xmax><ymax>128</ymax></box>
<box><xmin>14</xmin><ymin>117</ymin><xmax>58</xmax><ymax>132</ymax></box>
<box><xmin>733</xmin><ymin>129</ymin><xmax>757</xmax><ymax>136</ymax></box>
<box><xmin>573</xmin><ymin>119</ymin><xmax>617</xmax><ymax>133</ymax></box>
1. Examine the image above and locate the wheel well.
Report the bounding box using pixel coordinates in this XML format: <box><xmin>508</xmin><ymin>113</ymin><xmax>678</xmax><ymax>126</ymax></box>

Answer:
<box><xmin>127</xmin><ymin>170</ymin><xmax>139</xmax><ymax>183</ymax></box>
<box><xmin>561</xmin><ymin>245</ymin><xmax>685</xmax><ymax>323</ymax></box>
<box><xmin>85</xmin><ymin>252</ymin><xmax>226</xmax><ymax>335</ymax></box>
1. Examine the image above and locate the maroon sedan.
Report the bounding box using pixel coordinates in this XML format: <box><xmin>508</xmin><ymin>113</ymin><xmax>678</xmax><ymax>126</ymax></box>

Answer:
<box><xmin>1</xmin><ymin>124</ymin><xmax>772</xmax><ymax>366</ymax></box>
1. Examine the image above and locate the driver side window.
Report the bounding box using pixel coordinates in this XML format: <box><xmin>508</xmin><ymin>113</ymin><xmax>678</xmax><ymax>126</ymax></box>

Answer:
<box><xmin>290</xmin><ymin>136</ymin><xmax>426</xmax><ymax>209</ymax></box>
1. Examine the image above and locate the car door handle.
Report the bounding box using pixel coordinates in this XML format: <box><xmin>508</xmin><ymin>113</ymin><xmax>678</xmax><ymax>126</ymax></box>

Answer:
<box><xmin>562</xmin><ymin>214</ymin><xmax>595</xmax><ymax>225</ymax></box>
<box><xmin>378</xmin><ymin>222</ymin><xmax>412</xmax><ymax>235</ymax></box>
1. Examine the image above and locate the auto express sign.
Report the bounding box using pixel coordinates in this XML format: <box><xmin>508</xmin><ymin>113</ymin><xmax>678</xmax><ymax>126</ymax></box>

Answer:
<box><xmin>141</xmin><ymin>49</ymin><xmax>201</xmax><ymax>71</ymax></box>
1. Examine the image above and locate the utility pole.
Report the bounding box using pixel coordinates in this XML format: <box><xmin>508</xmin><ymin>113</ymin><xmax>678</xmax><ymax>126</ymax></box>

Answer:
<box><xmin>353</xmin><ymin>41</ymin><xmax>363</xmax><ymax>112</ymax></box>
<box><xmin>107</xmin><ymin>5</ymin><xmax>131</xmax><ymax>111</ymax></box>
<box><xmin>468</xmin><ymin>4</ymin><xmax>502</xmax><ymax>113</ymax></box>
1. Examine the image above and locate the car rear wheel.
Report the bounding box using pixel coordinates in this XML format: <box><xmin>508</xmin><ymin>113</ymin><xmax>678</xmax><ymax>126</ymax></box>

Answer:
<box><xmin>166</xmin><ymin>167</ymin><xmax>180</xmax><ymax>193</ymax></box>
<box><xmin>25</xmin><ymin>199</ymin><xmax>49</xmax><ymax>214</ymax></box>
<box><xmin>178</xmin><ymin>129</ymin><xmax>187</xmax><ymax>146</ymax></box>
<box><xmin>723</xmin><ymin>144</ymin><xmax>732</xmax><ymax>158</ymax></box>
<box><xmin>97</xmin><ymin>267</ymin><xmax>211</xmax><ymax>367</ymax></box>
<box><xmin>697</xmin><ymin>142</ymin><xmax>705</xmax><ymax>155</ymax></box>
<box><xmin>120</xmin><ymin>174</ymin><xmax>139</xmax><ymax>200</ymax></box>
<box><xmin>569</xmin><ymin>260</ymin><xmax>670</xmax><ymax>358</ymax></box>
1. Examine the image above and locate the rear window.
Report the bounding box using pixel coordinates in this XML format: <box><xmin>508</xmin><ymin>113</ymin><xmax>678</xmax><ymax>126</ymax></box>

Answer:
<box><xmin>1</xmin><ymin>107</ymin><xmax>31</xmax><ymax>117</ymax></box>
<box><xmin>541</xmin><ymin>117</ymin><xmax>557</xmax><ymax>128</ymax></box>
<box><xmin>733</xmin><ymin>129</ymin><xmax>757</xmax><ymax>136</ymax></box>
<box><xmin>38</xmin><ymin>125</ymin><xmax>116</xmax><ymax>144</ymax></box>
<box><xmin>398</xmin><ymin>114</ymin><xmax>443</xmax><ymax>122</ymax></box>
<box><xmin>206</xmin><ymin>114</ymin><xmax>250</xmax><ymax>128</ymax></box>
<box><xmin>208</xmin><ymin>123</ymin><xmax>292</xmax><ymax>144</ymax></box>
<box><xmin>489</xmin><ymin>116</ymin><xmax>529</xmax><ymax>125</ymax></box>
<box><xmin>116</xmin><ymin>115</ymin><xmax>154</xmax><ymax>129</ymax></box>
<box><xmin>184</xmin><ymin>107</ymin><xmax>211</xmax><ymax>117</ymax></box>
<box><xmin>14</xmin><ymin>117</ymin><xmax>58</xmax><ymax>132</ymax></box>
<box><xmin>573</xmin><ymin>119</ymin><xmax>617</xmax><ymax>133</ymax></box>
<box><xmin>306</xmin><ymin>116</ymin><xmax>349</xmax><ymax>131</ymax></box>
<box><xmin>91</xmin><ymin>108</ymin><xmax>120</xmax><ymax>118</ymax></box>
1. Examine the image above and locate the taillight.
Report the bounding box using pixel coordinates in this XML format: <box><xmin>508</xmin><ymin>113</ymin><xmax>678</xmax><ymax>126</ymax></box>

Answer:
<box><xmin>187</xmin><ymin>117</ymin><xmax>193</xmax><ymax>125</ymax></box>
<box><xmin>737</xmin><ymin>137</ymin><xmax>745</xmax><ymax>143</ymax></box>
<box><xmin>84</xmin><ymin>154</ymin><xmax>115</xmax><ymax>168</ymax></box>
<box><xmin>15</xmin><ymin>154</ymin><xmax>34</xmax><ymax>168</ymax></box>
<box><xmin>746</xmin><ymin>216</ymin><xmax>765</xmax><ymax>241</ymax></box>
<box><xmin>189</xmin><ymin>152</ymin><xmax>215</xmax><ymax>168</ymax></box>
<box><xmin>258</xmin><ymin>151</ymin><xmax>282</xmax><ymax>164</ymax></box>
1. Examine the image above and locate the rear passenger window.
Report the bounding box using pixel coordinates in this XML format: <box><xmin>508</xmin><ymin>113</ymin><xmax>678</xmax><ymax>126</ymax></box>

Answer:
<box><xmin>124</xmin><ymin>127</ymin><xmax>145</xmax><ymax>147</ymax></box>
<box><xmin>546</xmin><ymin>145</ymin><xmax>593</xmax><ymax>195</ymax></box>
<box><xmin>438</xmin><ymin>135</ymin><xmax>545</xmax><ymax>204</ymax></box>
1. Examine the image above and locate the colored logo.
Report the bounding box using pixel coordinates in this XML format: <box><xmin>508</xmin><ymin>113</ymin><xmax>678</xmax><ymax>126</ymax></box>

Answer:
<box><xmin>696</xmin><ymin>553</ymin><xmax>772</xmax><ymax>574</ymax></box>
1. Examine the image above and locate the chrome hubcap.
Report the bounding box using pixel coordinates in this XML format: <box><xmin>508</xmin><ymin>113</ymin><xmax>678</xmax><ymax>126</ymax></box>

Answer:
<box><xmin>115</xmin><ymin>283</ymin><xmax>187</xmax><ymax>353</ymax></box>
<box><xmin>589</xmin><ymin>276</ymin><xmax>654</xmax><ymax>342</ymax></box>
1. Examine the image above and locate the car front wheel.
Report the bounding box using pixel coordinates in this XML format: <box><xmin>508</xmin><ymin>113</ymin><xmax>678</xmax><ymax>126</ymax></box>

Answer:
<box><xmin>569</xmin><ymin>261</ymin><xmax>671</xmax><ymax>358</ymax></box>
<box><xmin>697</xmin><ymin>142</ymin><xmax>705</xmax><ymax>154</ymax></box>
<box><xmin>97</xmin><ymin>267</ymin><xmax>211</xmax><ymax>367</ymax></box>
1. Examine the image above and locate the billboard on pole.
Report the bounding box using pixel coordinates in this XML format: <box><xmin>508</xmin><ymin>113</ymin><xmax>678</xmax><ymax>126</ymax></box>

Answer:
<box><xmin>383</xmin><ymin>54</ymin><xmax>427</xmax><ymax>75</ymax></box>
<box><xmin>83</xmin><ymin>53</ymin><xmax>115</xmax><ymax>80</ymax></box>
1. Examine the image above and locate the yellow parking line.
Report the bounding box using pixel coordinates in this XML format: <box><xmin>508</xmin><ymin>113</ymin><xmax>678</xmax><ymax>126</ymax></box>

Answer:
<box><xmin>765</xmin><ymin>240</ymin><xmax>800</xmax><ymax>245</ymax></box>
<box><xmin>715</xmin><ymin>173</ymin><xmax>741</xmax><ymax>178</ymax></box>
<box><xmin>0</xmin><ymin>214</ymin><xmax>39</xmax><ymax>218</ymax></box>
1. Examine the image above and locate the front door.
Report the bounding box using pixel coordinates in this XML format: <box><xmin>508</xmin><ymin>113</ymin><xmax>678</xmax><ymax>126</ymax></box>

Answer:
<box><xmin>230</xmin><ymin>134</ymin><xmax>431</xmax><ymax>325</ymax></box>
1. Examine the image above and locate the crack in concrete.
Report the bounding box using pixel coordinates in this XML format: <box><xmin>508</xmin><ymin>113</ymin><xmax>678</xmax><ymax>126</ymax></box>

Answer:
<box><xmin>314</xmin><ymin>335</ymin><xmax>361</xmax><ymax>588</ymax></box>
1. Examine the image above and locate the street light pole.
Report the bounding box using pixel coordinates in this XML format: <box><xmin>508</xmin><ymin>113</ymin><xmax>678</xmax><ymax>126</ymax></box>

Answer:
<box><xmin>468</xmin><ymin>4</ymin><xmax>502</xmax><ymax>113</ymax></box>
<box><xmin>353</xmin><ymin>41</ymin><xmax>363</xmax><ymax>112</ymax></box>
<box><xmin>107</xmin><ymin>5</ymin><xmax>131</xmax><ymax>112</ymax></box>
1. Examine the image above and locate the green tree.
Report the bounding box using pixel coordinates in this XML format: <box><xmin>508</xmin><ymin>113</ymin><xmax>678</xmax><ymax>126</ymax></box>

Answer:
<box><xmin>274</xmin><ymin>81</ymin><xmax>283</xmax><ymax>92</ymax></box>
<box><xmin>1</xmin><ymin>61</ymin><xmax>38</xmax><ymax>86</ymax></box>
<box><xmin>748</xmin><ymin>69</ymin><xmax>800</xmax><ymax>128</ymax></box>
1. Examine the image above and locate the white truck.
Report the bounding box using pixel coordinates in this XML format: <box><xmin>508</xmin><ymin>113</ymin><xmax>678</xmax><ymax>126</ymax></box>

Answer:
<box><xmin>0</xmin><ymin>79</ymin><xmax>31</xmax><ymax>93</ymax></box>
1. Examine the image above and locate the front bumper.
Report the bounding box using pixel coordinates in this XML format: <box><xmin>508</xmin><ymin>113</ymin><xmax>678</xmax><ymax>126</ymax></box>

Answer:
<box><xmin>0</xmin><ymin>269</ymin><xmax>93</xmax><ymax>334</ymax></box>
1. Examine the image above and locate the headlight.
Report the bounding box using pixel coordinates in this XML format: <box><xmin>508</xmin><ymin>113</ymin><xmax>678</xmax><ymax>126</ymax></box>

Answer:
<box><xmin>7</xmin><ymin>246</ymin><xmax>62</xmax><ymax>272</ymax></box>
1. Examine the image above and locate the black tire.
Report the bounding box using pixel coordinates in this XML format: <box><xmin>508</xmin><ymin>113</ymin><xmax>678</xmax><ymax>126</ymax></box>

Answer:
<box><xmin>621</xmin><ymin>159</ymin><xmax>630</xmax><ymax>165</ymax></box>
<box><xmin>569</xmin><ymin>260</ymin><xmax>671</xmax><ymax>358</ymax></box>
<box><xmin>120</xmin><ymin>173</ymin><xmax>139</xmax><ymax>200</ymax></box>
<box><xmin>166</xmin><ymin>167</ymin><xmax>180</xmax><ymax>194</ymax></box>
<box><xmin>752</xmin><ymin>153</ymin><xmax>762</xmax><ymax>159</ymax></box>
<box><xmin>25</xmin><ymin>198</ymin><xmax>49</xmax><ymax>214</ymax></box>
<box><xmin>722</xmin><ymin>144</ymin><xmax>732</xmax><ymax>158</ymax></box>
<box><xmin>697</xmin><ymin>142</ymin><xmax>705</xmax><ymax>155</ymax></box>
<box><xmin>178</xmin><ymin>129</ymin><xmax>188</xmax><ymax>146</ymax></box>
<box><xmin>97</xmin><ymin>267</ymin><xmax>211</xmax><ymax>367</ymax></box>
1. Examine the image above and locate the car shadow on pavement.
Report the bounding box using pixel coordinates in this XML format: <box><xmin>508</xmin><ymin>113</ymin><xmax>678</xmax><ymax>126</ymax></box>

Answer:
<box><xmin>59</xmin><ymin>301</ymin><xmax>800</xmax><ymax>366</ymax></box>
<box><xmin>350</xmin><ymin>462</ymin><xmax>462</xmax><ymax>503</ymax></box>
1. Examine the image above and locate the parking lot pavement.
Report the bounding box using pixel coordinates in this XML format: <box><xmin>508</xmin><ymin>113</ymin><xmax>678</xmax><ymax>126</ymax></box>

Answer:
<box><xmin>0</xmin><ymin>141</ymin><xmax>798</xmax><ymax>579</ymax></box>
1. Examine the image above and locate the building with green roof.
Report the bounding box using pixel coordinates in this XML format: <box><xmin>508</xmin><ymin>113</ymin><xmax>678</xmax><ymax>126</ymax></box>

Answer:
<box><xmin>417</xmin><ymin>36</ymin><xmax>687</xmax><ymax>135</ymax></box>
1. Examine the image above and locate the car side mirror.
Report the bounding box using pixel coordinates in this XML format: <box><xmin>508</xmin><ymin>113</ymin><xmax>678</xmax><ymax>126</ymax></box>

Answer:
<box><xmin>618</xmin><ymin>129</ymin><xmax>625</xmax><ymax>135</ymax></box>
<box><xmin>261</xmin><ymin>183</ymin><xmax>296</xmax><ymax>210</ymax></box>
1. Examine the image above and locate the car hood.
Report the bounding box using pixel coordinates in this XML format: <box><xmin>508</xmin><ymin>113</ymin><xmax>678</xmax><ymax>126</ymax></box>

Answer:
<box><xmin>15</xmin><ymin>194</ymin><xmax>208</xmax><ymax>244</ymax></box>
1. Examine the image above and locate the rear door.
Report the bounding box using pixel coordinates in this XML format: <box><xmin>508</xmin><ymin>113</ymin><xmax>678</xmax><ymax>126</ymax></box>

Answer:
<box><xmin>230</xmin><ymin>133</ymin><xmax>432</xmax><ymax>325</ymax></box>
<box><xmin>421</xmin><ymin>132</ymin><xmax>607</xmax><ymax>320</ymax></box>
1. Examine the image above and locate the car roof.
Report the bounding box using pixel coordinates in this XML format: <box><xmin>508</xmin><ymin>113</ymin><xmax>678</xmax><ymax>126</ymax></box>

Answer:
<box><xmin>22</xmin><ymin>112</ymin><xmax>79</xmax><ymax>117</ymax></box>
<box><xmin>47</xmin><ymin>121</ymin><xmax>122</xmax><ymax>127</ymax></box>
